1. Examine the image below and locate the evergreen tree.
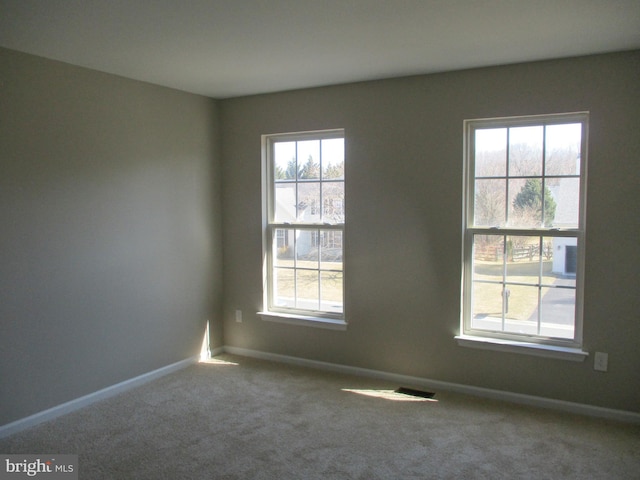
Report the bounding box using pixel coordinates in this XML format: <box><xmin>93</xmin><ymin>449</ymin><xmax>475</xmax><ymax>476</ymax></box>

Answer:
<box><xmin>513</xmin><ymin>178</ymin><xmax>557</xmax><ymax>227</ymax></box>
<box><xmin>299</xmin><ymin>155</ymin><xmax>320</xmax><ymax>179</ymax></box>
<box><xmin>285</xmin><ymin>158</ymin><xmax>298</xmax><ymax>179</ymax></box>
<box><xmin>323</xmin><ymin>161</ymin><xmax>344</xmax><ymax>179</ymax></box>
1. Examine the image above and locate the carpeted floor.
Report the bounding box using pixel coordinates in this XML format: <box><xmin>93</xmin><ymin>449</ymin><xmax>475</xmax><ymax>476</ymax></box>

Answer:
<box><xmin>1</xmin><ymin>354</ymin><xmax>639</xmax><ymax>479</ymax></box>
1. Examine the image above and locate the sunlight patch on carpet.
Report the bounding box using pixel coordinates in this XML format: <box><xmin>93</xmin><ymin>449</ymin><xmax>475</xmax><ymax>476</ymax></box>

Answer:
<box><xmin>342</xmin><ymin>389</ymin><xmax>438</xmax><ymax>402</ymax></box>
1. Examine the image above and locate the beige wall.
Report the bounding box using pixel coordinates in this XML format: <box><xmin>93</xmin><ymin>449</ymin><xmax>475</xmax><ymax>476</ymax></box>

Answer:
<box><xmin>0</xmin><ymin>48</ymin><xmax>223</xmax><ymax>425</ymax></box>
<box><xmin>220</xmin><ymin>51</ymin><xmax>640</xmax><ymax>412</ymax></box>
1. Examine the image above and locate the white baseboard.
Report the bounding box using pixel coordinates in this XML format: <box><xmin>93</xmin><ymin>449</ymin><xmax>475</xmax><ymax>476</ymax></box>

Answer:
<box><xmin>0</xmin><ymin>355</ymin><xmax>199</xmax><ymax>439</ymax></box>
<box><xmin>209</xmin><ymin>346</ymin><xmax>225</xmax><ymax>357</ymax></box>
<box><xmin>222</xmin><ymin>346</ymin><xmax>640</xmax><ymax>425</ymax></box>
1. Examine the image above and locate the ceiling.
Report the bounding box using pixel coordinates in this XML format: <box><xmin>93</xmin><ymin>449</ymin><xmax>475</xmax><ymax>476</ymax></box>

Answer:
<box><xmin>1</xmin><ymin>0</ymin><xmax>639</xmax><ymax>99</ymax></box>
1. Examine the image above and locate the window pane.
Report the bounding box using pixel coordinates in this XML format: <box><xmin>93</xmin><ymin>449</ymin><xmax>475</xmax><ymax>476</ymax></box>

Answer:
<box><xmin>547</xmin><ymin>177</ymin><xmax>580</xmax><ymax>228</ymax></box>
<box><xmin>295</xmin><ymin>229</ymin><xmax>318</xmax><ymax>269</ymax></box>
<box><xmin>273</xmin><ymin>268</ymin><xmax>295</xmax><ymax>308</ymax></box>
<box><xmin>273</xmin><ymin>228</ymin><xmax>294</xmax><ymax>268</ymax></box>
<box><xmin>322</xmin><ymin>138</ymin><xmax>345</xmax><ymax>179</ymax></box>
<box><xmin>274</xmin><ymin>142</ymin><xmax>297</xmax><ymax>180</ymax></box>
<box><xmin>473</xmin><ymin>234</ymin><xmax>503</xmax><ymax>282</ymax></box>
<box><xmin>321</xmin><ymin>271</ymin><xmax>343</xmax><ymax>313</ymax></box>
<box><xmin>296</xmin><ymin>270</ymin><xmax>319</xmax><ymax>310</ymax></box>
<box><xmin>509</xmin><ymin>178</ymin><xmax>544</xmax><ymax>228</ymax></box>
<box><xmin>319</xmin><ymin>230</ymin><xmax>343</xmax><ymax>271</ymax></box>
<box><xmin>275</xmin><ymin>183</ymin><xmax>297</xmax><ymax>222</ymax></box>
<box><xmin>474</xmin><ymin>179</ymin><xmax>505</xmax><ymax>226</ymax></box>
<box><xmin>297</xmin><ymin>182</ymin><xmax>320</xmax><ymax>221</ymax></box>
<box><xmin>545</xmin><ymin>123</ymin><xmax>582</xmax><ymax>176</ymax></box>
<box><xmin>503</xmin><ymin>284</ymin><xmax>539</xmax><ymax>330</ymax></box>
<box><xmin>471</xmin><ymin>282</ymin><xmax>503</xmax><ymax>330</ymax></box>
<box><xmin>540</xmin><ymin>287</ymin><xmax>575</xmax><ymax>339</ymax></box>
<box><xmin>508</xmin><ymin>126</ymin><xmax>543</xmax><ymax>176</ymax></box>
<box><xmin>322</xmin><ymin>181</ymin><xmax>345</xmax><ymax>223</ymax></box>
<box><xmin>548</xmin><ymin>236</ymin><xmax>578</xmax><ymax>283</ymax></box>
<box><xmin>472</xmin><ymin>234</ymin><xmax>504</xmax><ymax>322</ymax></box>
<box><xmin>297</xmin><ymin>140</ymin><xmax>320</xmax><ymax>179</ymax></box>
<box><xmin>475</xmin><ymin>128</ymin><xmax>506</xmax><ymax>177</ymax></box>
<box><xmin>505</xmin><ymin>236</ymin><xmax>540</xmax><ymax>283</ymax></box>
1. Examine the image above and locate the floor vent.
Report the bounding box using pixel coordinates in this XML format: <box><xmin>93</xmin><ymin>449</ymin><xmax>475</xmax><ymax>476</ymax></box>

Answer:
<box><xmin>395</xmin><ymin>387</ymin><xmax>436</xmax><ymax>399</ymax></box>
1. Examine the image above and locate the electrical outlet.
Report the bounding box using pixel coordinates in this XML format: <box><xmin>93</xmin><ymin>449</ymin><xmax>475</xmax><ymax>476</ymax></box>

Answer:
<box><xmin>594</xmin><ymin>352</ymin><xmax>608</xmax><ymax>372</ymax></box>
<box><xmin>235</xmin><ymin>310</ymin><xmax>242</xmax><ymax>323</ymax></box>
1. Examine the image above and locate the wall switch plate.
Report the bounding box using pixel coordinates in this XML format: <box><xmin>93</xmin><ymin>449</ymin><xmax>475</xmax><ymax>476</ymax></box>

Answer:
<box><xmin>594</xmin><ymin>352</ymin><xmax>608</xmax><ymax>372</ymax></box>
<box><xmin>235</xmin><ymin>310</ymin><xmax>242</xmax><ymax>323</ymax></box>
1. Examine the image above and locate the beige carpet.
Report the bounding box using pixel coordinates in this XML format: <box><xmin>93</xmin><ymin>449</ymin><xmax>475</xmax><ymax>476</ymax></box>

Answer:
<box><xmin>1</xmin><ymin>354</ymin><xmax>639</xmax><ymax>479</ymax></box>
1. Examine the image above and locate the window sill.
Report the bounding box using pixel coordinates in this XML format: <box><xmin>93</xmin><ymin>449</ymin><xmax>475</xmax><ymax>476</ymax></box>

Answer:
<box><xmin>258</xmin><ymin>311</ymin><xmax>347</xmax><ymax>331</ymax></box>
<box><xmin>455</xmin><ymin>335</ymin><xmax>588</xmax><ymax>362</ymax></box>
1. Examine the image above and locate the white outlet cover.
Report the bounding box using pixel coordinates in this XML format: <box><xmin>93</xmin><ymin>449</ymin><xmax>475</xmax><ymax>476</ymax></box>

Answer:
<box><xmin>594</xmin><ymin>352</ymin><xmax>608</xmax><ymax>372</ymax></box>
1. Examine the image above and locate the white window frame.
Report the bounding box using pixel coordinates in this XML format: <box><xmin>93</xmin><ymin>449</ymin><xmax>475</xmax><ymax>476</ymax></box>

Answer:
<box><xmin>458</xmin><ymin>113</ymin><xmax>589</xmax><ymax>359</ymax></box>
<box><xmin>259</xmin><ymin>129</ymin><xmax>346</xmax><ymax>330</ymax></box>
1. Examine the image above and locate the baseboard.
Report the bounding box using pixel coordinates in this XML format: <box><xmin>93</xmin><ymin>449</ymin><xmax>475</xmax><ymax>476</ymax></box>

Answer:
<box><xmin>222</xmin><ymin>346</ymin><xmax>640</xmax><ymax>425</ymax></box>
<box><xmin>0</xmin><ymin>355</ymin><xmax>199</xmax><ymax>439</ymax></box>
<box><xmin>209</xmin><ymin>346</ymin><xmax>225</xmax><ymax>357</ymax></box>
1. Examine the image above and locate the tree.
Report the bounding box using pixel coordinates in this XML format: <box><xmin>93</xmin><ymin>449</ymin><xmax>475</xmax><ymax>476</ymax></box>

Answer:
<box><xmin>474</xmin><ymin>180</ymin><xmax>505</xmax><ymax>227</ymax></box>
<box><xmin>512</xmin><ymin>178</ymin><xmax>556</xmax><ymax>227</ymax></box>
<box><xmin>299</xmin><ymin>155</ymin><xmax>320</xmax><ymax>179</ymax></box>
<box><xmin>323</xmin><ymin>161</ymin><xmax>344</xmax><ymax>179</ymax></box>
<box><xmin>274</xmin><ymin>158</ymin><xmax>299</xmax><ymax>180</ymax></box>
<box><xmin>283</xmin><ymin>158</ymin><xmax>298</xmax><ymax>179</ymax></box>
<box><xmin>274</xmin><ymin>164</ymin><xmax>286</xmax><ymax>180</ymax></box>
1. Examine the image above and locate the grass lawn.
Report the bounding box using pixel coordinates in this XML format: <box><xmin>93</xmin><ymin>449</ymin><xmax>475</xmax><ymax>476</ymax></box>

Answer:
<box><xmin>274</xmin><ymin>258</ymin><xmax>343</xmax><ymax>309</ymax></box>
<box><xmin>472</xmin><ymin>260</ymin><xmax>557</xmax><ymax>321</ymax></box>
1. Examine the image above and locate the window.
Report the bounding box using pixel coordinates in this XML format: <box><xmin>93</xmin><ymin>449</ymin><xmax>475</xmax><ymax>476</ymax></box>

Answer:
<box><xmin>461</xmin><ymin>113</ymin><xmax>588</xmax><ymax>351</ymax></box>
<box><xmin>262</xmin><ymin>129</ymin><xmax>345</xmax><ymax>325</ymax></box>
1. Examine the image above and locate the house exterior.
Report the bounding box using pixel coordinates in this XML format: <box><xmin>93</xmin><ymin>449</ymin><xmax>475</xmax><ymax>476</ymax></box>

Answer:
<box><xmin>549</xmin><ymin>171</ymin><xmax>580</xmax><ymax>276</ymax></box>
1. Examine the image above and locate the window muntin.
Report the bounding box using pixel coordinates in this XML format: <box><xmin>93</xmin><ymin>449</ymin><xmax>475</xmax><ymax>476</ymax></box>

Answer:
<box><xmin>463</xmin><ymin>114</ymin><xmax>587</xmax><ymax>346</ymax></box>
<box><xmin>265</xmin><ymin>130</ymin><xmax>345</xmax><ymax>319</ymax></box>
